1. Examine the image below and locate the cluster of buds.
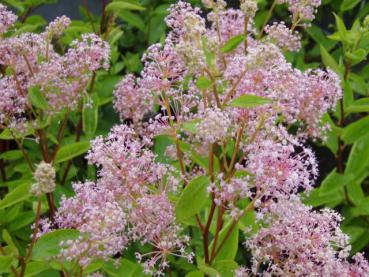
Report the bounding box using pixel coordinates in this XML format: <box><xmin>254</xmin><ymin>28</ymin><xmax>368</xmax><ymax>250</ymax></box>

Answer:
<box><xmin>30</xmin><ymin>162</ymin><xmax>56</xmax><ymax>196</ymax></box>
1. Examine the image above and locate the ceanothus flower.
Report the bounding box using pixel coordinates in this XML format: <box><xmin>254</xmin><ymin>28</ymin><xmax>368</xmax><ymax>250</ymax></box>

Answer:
<box><xmin>246</xmin><ymin>197</ymin><xmax>369</xmax><ymax>276</ymax></box>
<box><xmin>0</xmin><ymin>4</ymin><xmax>17</xmax><ymax>34</ymax></box>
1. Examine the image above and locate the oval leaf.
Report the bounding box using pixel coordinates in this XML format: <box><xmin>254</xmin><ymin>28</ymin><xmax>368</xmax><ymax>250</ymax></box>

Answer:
<box><xmin>32</xmin><ymin>229</ymin><xmax>80</xmax><ymax>261</ymax></box>
<box><xmin>221</xmin><ymin>35</ymin><xmax>244</xmax><ymax>53</ymax></box>
<box><xmin>0</xmin><ymin>182</ymin><xmax>31</xmax><ymax>210</ymax></box>
<box><xmin>28</xmin><ymin>87</ymin><xmax>48</xmax><ymax>110</ymax></box>
<box><xmin>176</xmin><ymin>176</ymin><xmax>210</xmax><ymax>222</ymax></box>
<box><xmin>230</xmin><ymin>94</ymin><xmax>271</xmax><ymax>108</ymax></box>
<box><xmin>209</xmin><ymin>221</ymin><xmax>239</xmax><ymax>262</ymax></box>
<box><xmin>54</xmin><ymin>141</ymin><xmax>90</xmax><ymax>163</ymax></box>
<box><xmin>83</xmin><ymin>98</ymin><xmax>98</xmax><ymax>138</ymax></box>
<box><xmin>342</xmin><ymin>115</ymin><xmax>369</xmax><ymax>144</ymax></box>
<box><xmin>345</xmin><ymin>134</ymin><xmax>369</xmax><ymax>180</ymax></box>
<box><xmin>320</xmin><ymin>44</ymin><xmax>340</xmax><ymax>73</ymax></box>
<box><xmin>106</xmin><ymin>2</ymin><xmax>145</xmax><ymax>13</ymax></box>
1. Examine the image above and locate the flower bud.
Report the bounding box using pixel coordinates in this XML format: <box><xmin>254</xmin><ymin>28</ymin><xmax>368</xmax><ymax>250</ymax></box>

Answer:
<box><xmin>240</xmin><ymin>0</ymin><xmax>258</xmax><ymax>18</ymax></box>
<box><xmin>45</xmin><ymin>15</ymin><xmax>71</xmax><ymax>38</ymax></box>
<box><xmin>30</xmin><ymin>161</ymin><xmax>56</xmax><ymax>196</ymax></box>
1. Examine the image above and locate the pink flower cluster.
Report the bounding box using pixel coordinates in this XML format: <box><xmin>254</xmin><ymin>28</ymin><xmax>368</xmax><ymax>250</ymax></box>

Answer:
<box><xmin>247</xmin><ymin>197</ymin><xmax>368</xmax><ymax>276</ymax></box>
<box><xmin>265</xmin><ymin>21</ymin><xmax>301</xmax><ymax>51</ymax></box>
<box><xmin>0</xmin><ymin>4</ymin><xmax>17</xmax><ymax>34</ymax></box>
<box><xmin>113</xmin><ymin>74</ymin><xmax>152</xmax><ymax>123</ymax></box>
<box><xmin>277</xmin><ymin>0</ymin><xmax>321</xmax><ymax>21</ymax></box>
<box><xmin>245</xmin><ymin>139</ymin><xmax>318</xmax><ymax>198</ymax></box>
<box><xmin>44</xmin><ymin>15</ymin><xmax>71</xmax><ymax>37</ymax></box>
<box><xmin>223</xmin><ymin>42</ymin><xmax>341</xmax><ymax>138</ymax></box>
<box><xmin>46</xmin><ymin>125</ymin><xmax>192</xmax><ymax>275</ymax></box>
<box><xmin>0</xmin><ymin>6</ymin><xmax>110</xmax><ymax>129</ymax></box>
<box><xmin>56</xmin><ymin>182</ymin><xmax>127</xmax><ymax>267</ymax></box>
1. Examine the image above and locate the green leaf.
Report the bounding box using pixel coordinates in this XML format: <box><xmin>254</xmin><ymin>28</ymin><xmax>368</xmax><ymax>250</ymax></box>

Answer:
<box><xmin>186</xmin><ymin>271</ymin><xmax>204</xmax><ymax>277</ymax></box>
<box><xmin>345</xmin><ymin>98</ymin><xmax>369</xmax><ymax>114</ymax></box>
<box><xmin>345</xmin><ymin>49</ymin><xmax>367</xmax><ymax>65</ymax></box>
<box><xmin>345</xmin><ymin>134</ymin><xmax>369</xmax><ymax>180</ymax></box>
<box><xmin>83</xmin><ymin>98</ymin><xmax>98</xmax><ymax>138</ymax></box>
<box><xmin>103</xmin><ymin>259</ymin><xmax>146</xmax><ymax>277</ymax></box>
<box><xmin>9</xmin><ymin>211</ymin><xmax>36</xmax><ymax>231</ymax></box>
<box><xmin>28</xmin><ymin>87</ymin><xmax>48</xmax><ymax>110</ymax></box>
<box><xmin>342</xmin><ymin>220</ymin><xmax>369</xmax><ymax>253</ymax></box>
<box><xmin>175</xmin><ymin>176</ymin><xmax>210</xmax><ymax>222</ymax></box>
<box><xmin>198</xmin><ymin>262</ymin><xmax>220</xmax><ymax>277</ymax></box>
<box><xmin>54</xmin><ymin>141</ymin><xmax>90</xmax><ymax>163</ymax></box>
<box><xmin>320</xmin><ymin>113</ymin><xmax>339</xmax><ymax>154</ymax></box>
<box><xmin>229</xmin><ymin>94</ymin><xmax>271</xmax><ymax>108</ymax></box>
<box><xmin>106</xmin><ymin>1</ymin><xmax>145</xmax><ymax>13</ymax></box>
<box><xmin>346</xmin><ymin>181</ymin><xmax>365</xmax><ymax>206</ymax></box>
<box><xmin>196</xmin><ymin>76</ymin><xmax>212</xmax><ymax>90</ymax></box>
<box><xmin>95</xmin><ymin>75</ymin><xmax>121</xmax><ymax>106</ymax></box>
<box><xmin>154</xmin><ymin>135</ymin><xmax>173</xmax><ymax>163</ymax></box>
<box><xmin>24</xmin><ymin>261</ymin><xmax>50</xmax><ymax>276</ymax></box>
<box><xmin>0</xmin><ymin>256</ymin><xmax>12</xmax><ymax>274</ymax></box>
<box><xmin>342</xmin><ymin>116</ymin><xmax>369</xmax><ymax>144</ymax></box>
<box><xmin>32</xmin><ymin>229</ymin><xmax>80</xmax><ymax>261</ymax></box>
<box><xmin>209</xmin><ymin>221</ymin><xmax>238</xmax><ymax>262</ymax></box>
<box><xmin>346</xmin><ymin>105</ymin><xmax>369</xmax><ymax>114</ymax></box>
<box><xmin>2</xmin><ymin>0</ymin><xmax>25</xmax><ymax>12</ymax></box>
<box><xmin>239</xmin><ymin>209</ymin><xmax>258</xmax><ymax>235</ymax></box>
<box><xmin>119</xmin><ymin>11</ymin><xmax>145</xmax><ymax>32</ymax></box>
<box><xmin>0</xmin><ymin>150</ymin><xmax>23</xmax><ymax>161</ymax></box>
<box><xmin>108</xmin><ymin>28</ymin><xmax>124</xmax><ymax>46</ymax></box>
<box><xmin>213</xmin><ymin>260</ymin><xmax>238</xmax><ymax>277</ymax></box>
<box><xmin>182</xmin><ymin>119</ymin><xmax>201</xmax><ymax>134</ymax></box>
<box><xmin>320</xmin><ymin>44</ymin><xmax>340</xmax><ymax>73</ymax></box>
<box><xmin>340</xmin><ymin>0</ymin><xmax>361</xmax><ymax>12</ymax></box>
<box><xmin>343</xmin><ymin>80</ymin><xmax>354</xmax><ymax>109</ymax></box>
<box><xmin>303</xmin><ymin>188</ymin><xmax>344</xmax><ymax>208</ymax></box>
<box><xmin>0</xmin><ymin>182</ymin><xmax>31</xmax><ymax>210</ymax></box>
<box><xmin>334</xmin><ymin>13</ymin><xmax>348</xmax><ymax>43</ymax></box>
<box><xmin>0</xmin><ymin>125</ymin><xmax>35</xmax><ymax>140</ymax></box>
<box><xmin>2</xmin><ymin>230</ymin><xmax>18</xmax><ymax>257</ymax></box>
<box><xmin>220</xmin><ymin>35</ymin><xmax>245</xmax><ymax>53</ymax></box>
<box><xmin>202</xmin><ymin>37</ymin><xmax>216</xmax><ymax>68</ymax></box>
<box><xmin>319</xmin><ymin>170</ymin><xmax>345</xmax><ymax>195</ymax></box>
<box><xmin>191</xmin><ymin>151</ymin><xmax>220</xmax><ymax>174</ymax></box>
<box><xmin>306</xmin><ymin>25</ymin><xmax>336</xmax><ymax>51</ymax></box>
<box><xmin>84</xmin><ymin>260</ymin><xmax>104</xmax><ymax>274</ymax></box>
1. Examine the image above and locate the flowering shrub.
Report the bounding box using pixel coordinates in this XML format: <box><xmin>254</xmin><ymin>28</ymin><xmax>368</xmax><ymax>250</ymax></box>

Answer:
<box><xmin>0</xmin><ymin>0</ymin><xmax>369</xmax><ymax>276</ymax></box>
